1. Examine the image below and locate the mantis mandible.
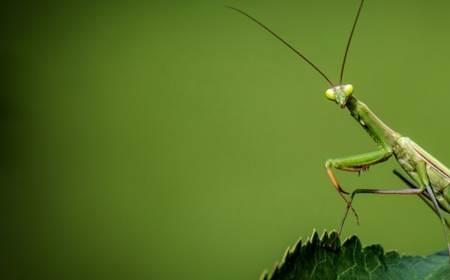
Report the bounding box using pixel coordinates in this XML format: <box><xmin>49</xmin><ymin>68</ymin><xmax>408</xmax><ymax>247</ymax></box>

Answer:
<box><xmin>228</xmin><ymin>0</ymin><xmax>450</xmax><ymax>257</ymax></box>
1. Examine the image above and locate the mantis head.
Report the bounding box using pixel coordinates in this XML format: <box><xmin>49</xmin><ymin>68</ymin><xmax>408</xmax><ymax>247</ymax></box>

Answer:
<box><xmin>325</xmin><ymin>84</ymin><xmax>354</xmax><ymax>108</ymax></box>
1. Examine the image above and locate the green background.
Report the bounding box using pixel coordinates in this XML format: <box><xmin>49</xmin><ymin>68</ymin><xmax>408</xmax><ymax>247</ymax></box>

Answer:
<box><xmin>3</xmin><ymin>0</ymin><xmax>450</xmax><ymax>279</ymax></box>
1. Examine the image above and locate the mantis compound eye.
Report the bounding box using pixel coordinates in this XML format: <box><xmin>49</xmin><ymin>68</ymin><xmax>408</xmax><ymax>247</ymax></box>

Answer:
<box><xmin>325</xmin><ymin>88</ymin><xmax>336</xmax><ymax>100</ymax></box>
<box><xmin>343</xmin><ymin>84</ymin><xmax>354</xmax><ymax>96</ymax></box>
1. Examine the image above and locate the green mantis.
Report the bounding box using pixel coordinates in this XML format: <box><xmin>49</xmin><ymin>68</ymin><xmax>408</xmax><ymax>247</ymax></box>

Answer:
<box><xmin>228</xmin><ymin>0</ymin><xmax>450</xmax><ymax>258</ymax></box>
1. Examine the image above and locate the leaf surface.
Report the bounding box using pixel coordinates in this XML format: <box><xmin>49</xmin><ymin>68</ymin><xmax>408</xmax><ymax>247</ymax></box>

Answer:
<box><xmin>261</xmin><ymin>231</ymin><xmax>450</xmax><ymax>280</ymax></box>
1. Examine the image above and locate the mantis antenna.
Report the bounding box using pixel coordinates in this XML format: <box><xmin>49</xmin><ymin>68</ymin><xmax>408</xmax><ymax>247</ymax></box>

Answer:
<box><xmin>226</xmin><ymin>6</ymin><xmax>335</xmax><ymax>86</ymax></box>
<box><xmin>340</xmin><ymin>0</ymin><xmax>365</xmax><ymax>84</ymax></box>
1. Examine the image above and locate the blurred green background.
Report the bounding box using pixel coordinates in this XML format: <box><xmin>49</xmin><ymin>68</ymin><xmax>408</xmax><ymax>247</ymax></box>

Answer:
<box><xmin>2</xmin><ymin>0</ymin><xmax>450</xmax><ymax>279</ymax></box>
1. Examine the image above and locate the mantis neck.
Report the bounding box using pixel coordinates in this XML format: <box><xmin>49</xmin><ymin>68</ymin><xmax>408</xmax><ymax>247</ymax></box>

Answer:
<box><xmin>345</xmin><ymin>96</ymin><xmax>401</xmax><ymax>149</ymax></box>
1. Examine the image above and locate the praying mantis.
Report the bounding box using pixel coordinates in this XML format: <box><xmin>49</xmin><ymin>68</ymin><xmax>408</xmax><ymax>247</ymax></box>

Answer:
<box><xmin>228</xmin><ymin>0</ymin><xmax>450</xmax><ymax>257</ymax></box>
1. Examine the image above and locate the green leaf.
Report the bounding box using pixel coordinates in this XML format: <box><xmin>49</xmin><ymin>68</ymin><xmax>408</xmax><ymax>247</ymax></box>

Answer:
<box><xmin>261</xmin><ymin>230</ymin><xmax>450</xmax><ymax>280</ymax></box>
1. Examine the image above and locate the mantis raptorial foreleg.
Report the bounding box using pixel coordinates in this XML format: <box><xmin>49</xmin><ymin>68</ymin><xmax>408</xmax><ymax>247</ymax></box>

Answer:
<box><xmin>340</xmin><ymin>162</ymin><xmax>450</xmax><ymax>256</ymax></box>
<box><xmin>325</xmin><ymin>148</ymin><xmax>393</xmax><ymax>226</ymax></box>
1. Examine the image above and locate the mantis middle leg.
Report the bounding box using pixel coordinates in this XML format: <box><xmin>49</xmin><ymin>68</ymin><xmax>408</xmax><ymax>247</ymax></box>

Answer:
<box><xmin>340</xmin><ymin>161</ymin><xmax>450</xmax><ymax>257</ymax></box>
<box><xmin>393</xmin><ymin>169</ymin><xmax>450</xmax><ymax>229</ymax></box>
